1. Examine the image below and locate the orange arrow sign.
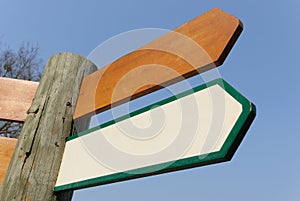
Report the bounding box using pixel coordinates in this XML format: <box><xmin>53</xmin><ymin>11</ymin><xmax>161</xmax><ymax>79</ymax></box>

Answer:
<box><xmin>74</xmin><ymin>8</ymin><xmax>243</xmax><ymax>120</ymax></box>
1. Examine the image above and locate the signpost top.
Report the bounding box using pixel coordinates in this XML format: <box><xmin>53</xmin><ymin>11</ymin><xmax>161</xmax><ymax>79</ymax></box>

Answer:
<box><xmin>0</xmin><ymin>8</ymin><xmax>243</xmax><ymax>124</ymax></box>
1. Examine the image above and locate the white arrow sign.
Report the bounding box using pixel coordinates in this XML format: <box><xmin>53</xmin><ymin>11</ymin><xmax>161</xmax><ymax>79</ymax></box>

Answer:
<box><xmin>54</xmin><ymin>78</ymin><xmax>255</xmax><ymax>191</ymax></box>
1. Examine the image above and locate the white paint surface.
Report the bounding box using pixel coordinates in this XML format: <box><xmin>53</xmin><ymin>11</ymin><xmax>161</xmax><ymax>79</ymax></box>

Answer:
<box><xmin>55</xmin><ymin>85</ymin><xmax>242</xmax><ymax>188</ymax></box>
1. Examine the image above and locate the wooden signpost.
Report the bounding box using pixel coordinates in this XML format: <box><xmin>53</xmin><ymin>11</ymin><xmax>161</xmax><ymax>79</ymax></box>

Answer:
<box><xmin>0</xmin><ymin>8</ymin><xmax>255</xmax><ymax>201</ymax></box>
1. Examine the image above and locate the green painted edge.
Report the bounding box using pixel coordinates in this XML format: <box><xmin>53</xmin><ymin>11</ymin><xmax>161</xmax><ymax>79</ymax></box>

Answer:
<box><xmin>54</xmin><ymin>78</ymin><xmax>256</xmax><ymax>192</ymax></box>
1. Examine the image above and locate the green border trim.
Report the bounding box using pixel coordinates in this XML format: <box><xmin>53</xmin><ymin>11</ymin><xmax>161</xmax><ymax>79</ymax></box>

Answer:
<box><xmin>54</xmin><ymin>78</ymin><xmax>256</xmax><ymax>192</ymax></box>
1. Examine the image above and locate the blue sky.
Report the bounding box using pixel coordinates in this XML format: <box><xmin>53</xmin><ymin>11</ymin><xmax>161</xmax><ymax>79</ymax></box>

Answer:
<box><xmin>1</xmin><ymin>0</ymin><xmax>300</xmax><ymax>200</ymax></box>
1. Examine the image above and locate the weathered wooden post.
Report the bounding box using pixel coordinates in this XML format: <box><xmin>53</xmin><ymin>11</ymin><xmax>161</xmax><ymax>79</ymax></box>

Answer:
<box><xmin>0</xmin><ymin>53</ymin><xmax>97</xmax><ymax>200</ymax></box>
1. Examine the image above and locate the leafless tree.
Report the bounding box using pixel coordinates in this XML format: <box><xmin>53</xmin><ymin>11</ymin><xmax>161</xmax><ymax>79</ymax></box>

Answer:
<box><xmin>0</xmin><ymin>42</ymin><xmax>43</xmax><ymax>138</ymax></box>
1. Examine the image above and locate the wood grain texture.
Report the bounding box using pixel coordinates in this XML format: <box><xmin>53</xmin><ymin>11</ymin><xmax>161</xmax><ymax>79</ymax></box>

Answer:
<box><xmin>0</xmin><ymin>137</ymin><xmax>17</xmax><ymax>186</ymax></box>
<box><xmin>0</xmin><ymin>77</ymin><xmax>38</xmax><ymax>122</ymax></box>
<box><xmin>74</xmin><ymin>8</ymin><xmax>243</xmax><ymax>120</ymax></box>
<box><xmin>0</xmin><ymin>53</ymin><xmax>97</xmax><ymax>201</ymax></box>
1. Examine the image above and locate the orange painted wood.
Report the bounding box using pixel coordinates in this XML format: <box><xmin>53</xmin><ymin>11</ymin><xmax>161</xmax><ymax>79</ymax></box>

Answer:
<box><xmin>0</xmin><ymin>137</ymin><xmax>17</xmax><ymax>185</ymax></box>
<box><xmin>0</xmin><ymin>77</ymin><xmax>39</xmax><ymax>122</ymax></box>
<box><xmin>74</xmin><ymin>8</ymin><xmax>243</xmax><ymax>120</ymax></box>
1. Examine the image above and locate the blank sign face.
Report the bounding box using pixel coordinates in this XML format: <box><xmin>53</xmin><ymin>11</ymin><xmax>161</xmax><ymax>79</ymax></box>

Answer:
<box><xmin>54</xmin><ymin>79</ymin><xmax>255</xmax><ymax>192</ymax></box>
